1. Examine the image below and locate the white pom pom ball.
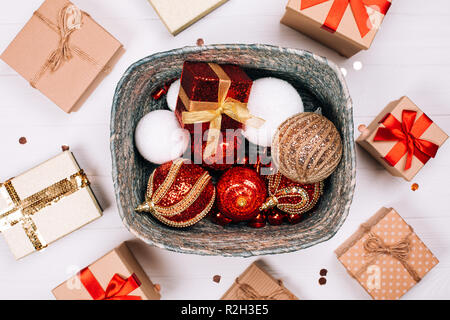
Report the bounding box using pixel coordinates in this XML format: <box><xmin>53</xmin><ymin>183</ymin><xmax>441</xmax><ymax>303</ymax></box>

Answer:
<box><xmin>244</xmin><ymin>77</ymin><xmax>304</xmax><ymax>147</ymax></box>
<box><xmin>135</xmin><ymin>110</ymin><xmax>190</xmax><ymax>164</ymax></box>
<box><xmin>166</xmin><ymin>79</ymin><xmax>180</xmax><ymax>111</ymax></box>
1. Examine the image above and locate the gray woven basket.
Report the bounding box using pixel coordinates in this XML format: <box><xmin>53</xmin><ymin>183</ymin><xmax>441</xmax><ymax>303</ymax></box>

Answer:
<box><xmin>111</xmin><ymin>44</ymin><xmax>356</xmax><ymax>257</ymax></box>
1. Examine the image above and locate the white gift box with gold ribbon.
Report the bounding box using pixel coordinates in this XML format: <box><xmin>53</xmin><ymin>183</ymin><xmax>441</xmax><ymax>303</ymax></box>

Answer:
<box><xmin>0</xmin><ymin>151</ymin><xmax>102</xmax><ymax>260</ymax></box>
<box><xmin>148</xmin><ymin>0</ymin><xmax>229</xmax><ymax>35</ymax></box>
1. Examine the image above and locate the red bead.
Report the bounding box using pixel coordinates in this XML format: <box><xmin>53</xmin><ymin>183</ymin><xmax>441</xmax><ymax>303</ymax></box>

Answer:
<box><xmin>211</xmin><ymin>212</ymin><xmax>232</xmax><ymax>226</ymax></box>
<box><xmin>267</xmin><ymin>209</ymin><xmax>286</xmax><ymax>226</ymax></box>
<box><xmin>248</xmin><ymin>212</ymin><xmax>267</xmax><ymax>228</ymax></box>
<box><xmin>216</xmin><ymin>167</ymin><xmax>267</xmax><ymax>222</ymax></box>
<box><xmin>287</xmin><ymin>214</ymin><xmax>304</xmax><ymax>225</ymax></box>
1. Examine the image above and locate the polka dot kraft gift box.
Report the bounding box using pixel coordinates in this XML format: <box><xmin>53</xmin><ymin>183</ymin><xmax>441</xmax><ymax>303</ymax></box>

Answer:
<box><xmin>335</xmin><ymin>207</ymin><xmax>439</xmax><ymax>300</ymax></box>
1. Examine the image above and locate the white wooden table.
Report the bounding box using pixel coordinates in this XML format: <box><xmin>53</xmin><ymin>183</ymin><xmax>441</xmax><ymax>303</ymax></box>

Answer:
<box><xmin>0</xmin><ymin>0</ymin><xmax>449</xmax><ymax>300</ymax></box>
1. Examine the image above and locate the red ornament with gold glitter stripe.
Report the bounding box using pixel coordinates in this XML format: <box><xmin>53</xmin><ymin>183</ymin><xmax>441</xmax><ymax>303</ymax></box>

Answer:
<box><xmin>135</xmin><ymin>159</ymin><xmax>215</xmax><ymax>228</ymax></box>
<box><xmin>260</xmin><ymin>172</ymin><xmax>323</xmax><ymax>216</ymax></box>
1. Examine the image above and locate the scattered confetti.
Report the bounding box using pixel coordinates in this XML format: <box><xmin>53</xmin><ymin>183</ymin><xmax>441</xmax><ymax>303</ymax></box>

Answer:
<box><xmin>411</xmin><ymin>183</ymin><xmax>419</xmax><ymax>191</ymax></box>
<box><xmin>319</xmin><ymin>277</ymin><xmax>327</xmax><ymax>286</ymax></box>
<box><xmin>196</xmin><ymin>38</ymin><xmax>204</xmax><ymax>46</ymax></box>
<box><xmin>358</xmin><ymin>124</ymin><xmax>367</xmax><ymax>133</ymax></box>
<box><xmin>353</xmin><ymin>61</ymin><xmax>363</xmax><ymax>71</ymax></box>
<box><xmin>154</xmin><ymin>284</ymin><xmax>161</xmax><ymax>292</ymax></box>
<box><xmin>61</xmin><ymin>145</ymin><xmax>70</xmax><ymax>151</ymax></box>
<box><xmin>320</xmin><ymin>269</ymin><xmax>328</xmax><ymax>277</ymax></box>
<box><xmin>19</xmin><ymin>137</ymin><xmax>27</xmax><ymax>145</ymax></box>
<box><xmin>213</xmin><ymin>275</ymin><xmax>222</xmax><ymax>283</ymax></box>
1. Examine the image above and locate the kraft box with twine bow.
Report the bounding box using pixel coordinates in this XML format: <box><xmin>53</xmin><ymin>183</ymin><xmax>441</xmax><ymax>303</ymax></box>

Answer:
<box><xmin>52</xmin><ymin>242</ymin><xmax>161</xmax><ymax>300</ymax></box>
<box><xmin>221</xmin><ymin>262</ymin><xmax>298</xmax><ymax>300</ymax></box>
<box><xmin>0</xmin><ymin>0</ymin><xmax>124</xmax><ymax>113</ymax></box>
<box><xmin>335</xmin><ymin>207</ymin><xmax>439</xmax><ymax>300</ymax></box>
<box><xmin>356</xmin><ymin>96</ymin><xmax>448</xmax><ymax>181</ymax></box>
<box><xmin>281</xmin><ymin>0</ymin><xmax>392</xmax><ymax>57</ymax></box>
<box><xmin>0</xmin><ymin>151</ymin><xmax>102</xmax><ymax>260</ymax></box>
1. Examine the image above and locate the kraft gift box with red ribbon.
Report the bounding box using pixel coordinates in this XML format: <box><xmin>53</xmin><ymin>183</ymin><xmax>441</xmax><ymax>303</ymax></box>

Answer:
<box><xmin>175</xmin><ymin>61</ymin><xmax>264</xmax><ymax>158</ymax></box>
<box><xmin>0</xmin><ymin>0</ymin><xmax>124</xmax><ymax>113</ymax></box>
<box><xmin>281</xmin><ymin>0</ymin><xmax>392</xmax><ymax>57</ymax></box>
<box><xmin>0</xmin><ymin>151</ymin><xmax>102</xmax><ymax>260</ymax></box>
<box><xmin>335</xmin><ymin>207</ymin><xmax>439</xmax><ymax>300</ymax></box>
<box><xmin>356</xmin><ymin>96</ymin><xmax>448</xmax><ymax>181</ymax></box>
<box><xmin>52</xmin><ymin>242</ymin><xmax>161</xmax><ymax>300</ymax></box>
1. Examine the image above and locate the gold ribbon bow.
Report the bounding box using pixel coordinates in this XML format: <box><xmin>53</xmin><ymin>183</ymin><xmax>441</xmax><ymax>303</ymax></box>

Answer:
<box><xmin>361</xmin><ymin>232</ymin><xmax>421</xmax><ymax>283</ymax></box>
<box><xmin>180</xmin><ymin>63</ymin><xmax>265</xmax><ymax>158</ymax></box>
<box><xmin>30</xmin><ymin>5</ymin><xmax>100</xmax><ymax>88</ymax></box>
<box><xmin>235</xmin><ymin>279</ymin><xmax>295</xmax><ymax>300</ymax></box>
<box><xmin>0</xmin><ymin>170</ymin><xmax>90</xmax><ymax>252</ymax></box>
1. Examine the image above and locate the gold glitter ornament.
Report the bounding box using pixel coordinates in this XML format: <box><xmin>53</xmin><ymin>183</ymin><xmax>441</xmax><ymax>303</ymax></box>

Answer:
<box><xmin>272</xmin><ymin>113</ymin><xmax>343</xmax><ymax>184</ymax></box>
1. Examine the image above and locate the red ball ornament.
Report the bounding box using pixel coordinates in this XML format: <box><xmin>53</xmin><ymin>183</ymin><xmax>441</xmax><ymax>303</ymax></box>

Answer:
<box><xmin>192</xmin><ymin>133</ymin><xmax>245</xmax><ymax>171</ymax></box>
<box><xmin>211</xmin><ymin>211</ymin><xmax>232</xmax><ymax>226</ymax></box>
<box><xmin>267</xmin><ymin>208</ymin><xmax>286</xmax><ymax>226</ymax></box>
<box><xmin>260</xmin><ymin>172</ymin><xmax>324</xmax><ymax>216</ymax></box>
<box><xmin>216</xmin><ymin>167</ymin><xmax>267</xmax><ymax>222</ymax></box>
<box><xmin>135</xmin><ymin>159</ymin><xmax>215</xmax><ymax>228</ymax></box>
<box><xmin>248</xmin><ymin>212</ymin><xmax>267</xmax><ymax>228</ymax></box>
<box><xmin>286</xmin><ymin>213</ymin><xmax>304</xmax><ymax>225</ymax></box>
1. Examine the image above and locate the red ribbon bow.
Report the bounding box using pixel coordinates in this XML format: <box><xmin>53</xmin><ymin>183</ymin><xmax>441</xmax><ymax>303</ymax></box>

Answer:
<box><xmin>374</xmin><ymin>110</ymin><xmax>439</xmax><ymax>170</ymax></box>
<box><xmin>79</xmin><ymin>267</ymin><xmax>142</xmax><ymax>300</ymax></box>
<box><xmin>301</xmin><ymin>0</ymin><xmax>391</xmax><ymax>38</ymax></box>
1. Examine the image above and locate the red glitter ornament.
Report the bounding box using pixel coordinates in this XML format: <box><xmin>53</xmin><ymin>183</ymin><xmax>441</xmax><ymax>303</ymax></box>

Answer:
<box><xmin>192</xmin><ymin>132</ymin><xmax>245</xmax><ymax>171</ymax></box>
<box><xmin>135</xmin><ymin>159</ymin><xmax>215</xmax><ymax>228</ymax></box>
<box><xmin>216</xmin><ymin>167</ymin><xmax>267</xmax><ymax>222</ymax></box>
<box><xmin>260</xmin><ymin>172</ymin><xmax>323</xmax><ymax>216</ymax></box>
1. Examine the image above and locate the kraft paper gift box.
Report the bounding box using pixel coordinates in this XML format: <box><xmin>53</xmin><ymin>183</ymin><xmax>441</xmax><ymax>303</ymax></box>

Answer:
<box><xmin>335</xmin><ymin>207</ymin><xmax>439</xmax><ymax>300</ymax></box>
<box><xmin>281</xmin><ymin>0</ymin><xmax>392</xmax><ymax>57</ymax></box>
<box><xmin>52</xmin><ymin>242</ymin><xmax>161</xmax><ymax>300</ymax></box>
<box><xmin>356</xmin><ymin>96</ymin><xmax>448</xmax><ymax>181</ymax></box>
<box><xmin>148</xmin><ymin>0</ymin><xmax>229</xmax><ymax>35</ymax></box>
<box><xmin>0</xmin><ymin>151</ymin><xmax>102</xmax><ymax>260</ymax></box>
<box><xmin>1</xmin><ymin>0</ymin><xmax>124</xmax><ymax>113</ymax></box>
<box><xmin>222</xmin><ymin>262</ymin><xmax>298</xmax><ymax>300</ymax></box>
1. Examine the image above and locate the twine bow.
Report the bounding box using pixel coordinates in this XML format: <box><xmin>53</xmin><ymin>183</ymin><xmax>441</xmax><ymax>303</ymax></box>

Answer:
<box><xmin>362</xmin><ymin>232</ymin><xmax>421</xmax><ymax>283</ymax></box>
<box><xmin>301</xmin><ymin>0</ymin><xmax>391</xmax><ymax>38</ymax></box>
<box><xmin>235</xmin><ymin>279</ymin><xmax>294</xmax><ymax>300</ymax></box>
<box><xmin>374</xmin><ymin>110</ymin><xmax>439</xmax><ymax>170</ymax></box>
<box><xmin>79</xmin><ymin>267</ymin><xmax>142</xmax><ymax>300</ymax></box>
<box><xmin>364</xmin><ymin>233</ymin><xmax>411</xmax><ymax>263</ymax></box>
<box><xmin>30</xmin><ymin>5</ymin><xmax>101</xmax><ymax>88</ymax></box>
<box><xmin>47</xmin><ymin>4</ymin><xmax>82</xmax><ymax>71</ymax></box>
<box><xmin>180</xmin><ymin>63</ymin><xmax>265</xmax><ymax>158</ymax></box>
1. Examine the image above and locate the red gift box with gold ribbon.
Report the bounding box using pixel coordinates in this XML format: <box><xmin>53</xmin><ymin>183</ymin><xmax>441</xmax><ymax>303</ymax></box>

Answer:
<box><xmin>175</xmin><ymin>61</ymin><xmax>264</xmax><ymax>158</ymax></box>
<box><xmin>357</xmin><ymin>96</ymin><xmax>448</xmax><ymax>181</ymax></box>
<box><xmin>52</xmin><ymin>242</ymin><xmax>160</xmax><ymax>300</ymax></box>
<box><xmin>281</xmin><ymin>0</ymin><xmax>392</xmax><ymax>57</ymax></box>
